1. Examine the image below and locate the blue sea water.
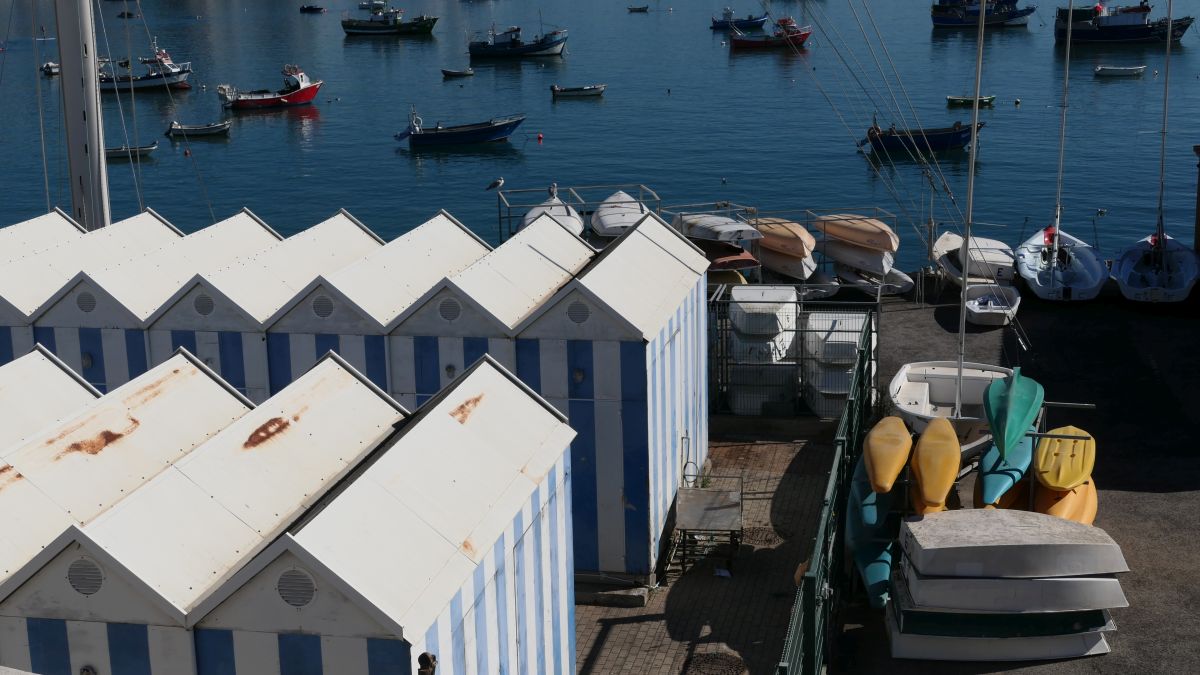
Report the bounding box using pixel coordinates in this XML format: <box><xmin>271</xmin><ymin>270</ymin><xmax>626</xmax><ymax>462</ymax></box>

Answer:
<box><xmin>2</xmin><ymin>0</ymin><xmax>1200</xmax><ymax>271</ymax></box>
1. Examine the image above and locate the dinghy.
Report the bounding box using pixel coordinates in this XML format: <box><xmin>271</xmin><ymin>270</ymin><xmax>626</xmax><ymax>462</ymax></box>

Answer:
<box><xmin>889</xmin><ymin>361</ymin><xmax>1012</xmax><ymax>448</ymax></box>
<box><xmin>864</xmin><ymin>416</ymin><xmax>912</xmax><ymax>494</ymax></box>
<box><xmin>983</xmin><ymin>367</ymin><xmax>1043</xmax><ymax>459</ymax></box>
<box><xmin>1094</xmin><ymin>65</ymin><xmax>1146</xmax><ymax>77</ymax></box>
<box><xmin>977</xmin><ymin>429</ymin><xmax>1034</xmax><ymax>506</ymax></box>
<box><xmin>932</xmin><ymin>231</ymin><xmax>1016</xmax><ymax>285</ymax></box>
<box><xmin>1112</xmin><ymin>232</ymin><xmax>1200</xmax><ymax>303</ymax></box>
<box><xmin>672</xmin><ymin>213</ymin><xmax>762</xmax><ymax>242</ymax></box>
<box><xmin>799</xmin><ymin>271</ymin><xmax>841</xmax><ymax>299</ymax></box>
<box><xmin>835</xmin><ymin>263</ymin><xmax>914</xmax><ymax>296</ymax></box>
<box><xmin>757</xmin><ymin>246</ymin><xmax>814</xmax><ymax>280</ymax></box>
<box><xmin>900</xmin><ymin>556</ymin><xmax>1128</xmax><ymax>614</ymax></box>
<box><xmin>1016</xmin><ymin>227</ymin><xmax>1108</xmax><ymax>301</ymax></box>
<box><xmin>752</xmin><ymin>217</ymin><xmax>816</xmax><ymax>258</ymax></box>
<box><xmin>965</xmin><ymin>284</ymin><xmax>1020</xmax><ymax>326</ymax></box>
<box><xmin>814</xmin><ymin>233</ymin><xmax>893</xmax><ymax>276</ymax></box>
<box><xmin>1033</xmin><ymin>425</ymin><xmax>1095</xmax><ymax>491</ymax></box>
<box><xmin>812</xmin><ymin>213</ymin><xmax>899</xmax><ymax>252</ymax></box>
<box><xmin>590</xmin><ymin>191</ymin><xmax>649</xmax><ymax>237</ymax></box>
<box><xmin>910</xmin><ymin>418</ymin><xmax>961</xmax><ymax>515</ymax></box>
<box><xmin>522</xmin><ymin>195</ymin><xmax>585</xmax><ymax>236</ymax></box>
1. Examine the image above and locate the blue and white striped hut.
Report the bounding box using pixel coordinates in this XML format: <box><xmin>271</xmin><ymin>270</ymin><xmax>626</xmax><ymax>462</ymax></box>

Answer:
<box><xmin>0</xmin><ymin>353</ymin><xmax>407</xmax><ymax>675</ymax></box>
<box><xmin>144</xmin><ymin>211</ymin><xmax>383</xmax><ymax>402</ymax></box>
<box><xmin>0</xmin><ymin>345</ymin><xmax>99</xmax><ymax>454</ymax></box>
<box><xmin>0</xmin><ymin>209</ymin><xmax>84</xmax><ymax>265</ymax></box>
<box><xmin>512</xmin><ymin>213</ymin><xmax>709</xmax><ymax>579</ymax></box>
<box><xmin>0</xmin><ymin>211</ymin><xmax>181</xmax><ymax>369</ymax></box>
<box><xmin>189</xmin><ymin>356</ymin><xmax>575</xmax><ymax>675</ymax></box>
<box><xmin>388</xmin><ymin>214</ymin><xmax>595</xmax><ymax>408</ymax></box>
<box><xmin>263</xmin><ymin>211</ymin><xmax>491</xmax><ymax>395</ymax></box>
<box><xmin>28</xmin><ymin>211</ymin><xmax>281</xmax><ymax>393</ymax></box>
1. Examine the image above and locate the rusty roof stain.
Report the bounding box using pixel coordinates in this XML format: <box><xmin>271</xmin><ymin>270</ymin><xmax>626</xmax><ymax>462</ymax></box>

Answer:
<box><xmin>460</xmin><ymin>538</ymin><xmax>475</xmax><ymax>557</ymax></box>
<box><xmin>0</xmin><ymin>465</ymin><xmax>23</xmax><ymax>492</ymax></box>
<box><xmin>449</xmin><ymin>394</ymin><xmax>484</xmax><ymax>424</ymax></box>
<box><xmin>243</xmin><ymin>417</ymin><xmax>291</xmax><ymax>449</ymax></box>
<box><xmin>55</xmin><ymin>417</ymin><xmax>140</xmax><ymax>460</ymax></box>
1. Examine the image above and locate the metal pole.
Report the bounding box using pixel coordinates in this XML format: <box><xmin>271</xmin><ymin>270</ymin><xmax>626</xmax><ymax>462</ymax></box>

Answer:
<box><xmin>54</xmin><ymin>0</ymin><xmax>110</xmax><ymax>230</ymax></box>
<box><xmin>1155</xmin><ymin>1</ymin><xmax>1174</xmax><ymax>258</ymax></box>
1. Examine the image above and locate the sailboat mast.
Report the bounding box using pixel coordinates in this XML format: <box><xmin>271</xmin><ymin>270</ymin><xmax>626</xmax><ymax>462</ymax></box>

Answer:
<box><xmin>53</xmin><ymin>0</ymin><xmax>110</xmax><ymax>230</ymax></box>
<box><xmin>954</xmin><ymin>0</ymin><xmax>988</xmax><ymax>418</ymax></box>
<box><xmin>1156</xmin><ymin>1</ymin><xmax>1174</xmax><ymax>248</ymax></box>
<box><xmin>1051</xmin><ymin>6</ymin><xmax>1076</xmax><ymax>265</ymax></box>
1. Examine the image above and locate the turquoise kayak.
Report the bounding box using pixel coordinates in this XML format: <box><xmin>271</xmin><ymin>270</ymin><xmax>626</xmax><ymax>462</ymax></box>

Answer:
<box><xmin>983</xmin><ymin>367</ymin><xmax>1043</xmax><ymax>459</ymax></box>
<box><xmin>978</xmin><ymin>428</ymin><xmax>1035</xmax><ymax>506</ymax></box>
<box><xmin>847</xmin><ymin>456</ymin><xmax>895</xmax><ymax>608</ymax></box>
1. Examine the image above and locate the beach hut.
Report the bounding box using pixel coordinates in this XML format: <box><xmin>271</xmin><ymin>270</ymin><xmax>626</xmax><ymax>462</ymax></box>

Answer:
<box><xmin>0</xmin><ymin>211</ymin><xmax>182</xmax><ymax>368</ymax></box>
<box><xmin>388</xmin><ymin>214</ymin><xmax>594</xmax><ymax>408</ymax></box>
<box><xmin>145</xmin><ymin>211</ymin><xmax>383</xmax><ymax>402</ymax></box>
<box><xmin>0</xmin><ymin>352</ymin><xmax>406</xmax><ymax>675</ymax></box>
<box><xmin>0</xmin><ymin>209</ymin><xmax>84</xmax><ymax>265</ymax></box>
<box><xmin>264</xmin><ymin>211</ymin><xmax>491</xmax><ymax>393</ymax></box>
<box><xmin>0</xmin><ymin>345</ymin><xmax>99</xmax><ymax>452</ymax></box>
<box><xmin>513</xmin><ymin>213</ymin><xmax>709</xmax><ymax>578</ymax></box>
<box><xmin>189</xmin><ymin>356</ymin><xmax>575</xmax><ymax>675</ymax></box>
<box><xmin>28</xmin><ymin>211</ymin><xmax>281</xmax><ymax>393</ymax></box>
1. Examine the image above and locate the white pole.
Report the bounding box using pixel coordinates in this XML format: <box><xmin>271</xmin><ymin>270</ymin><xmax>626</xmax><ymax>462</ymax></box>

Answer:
<box><xmin>54</xmin><ymin>0</ymin><xmax>110</xmax><ymax>230</ymax></box>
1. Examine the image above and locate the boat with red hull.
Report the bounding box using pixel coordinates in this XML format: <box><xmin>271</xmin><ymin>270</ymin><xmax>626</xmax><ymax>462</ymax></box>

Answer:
<box><xmin>217</xmin><ymin>65</ymin><xmax>323</xmax><ymax>110</ymax></box>
<box><xmin>729</xmin><ymin>17</ymin><xmax>812</xmax><ymax>49</ymax></box>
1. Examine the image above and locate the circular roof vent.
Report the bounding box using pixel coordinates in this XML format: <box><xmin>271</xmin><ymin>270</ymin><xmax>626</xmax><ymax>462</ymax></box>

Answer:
<box><xmin>567</xmin><ymin>301</ymin><xmax>591</xmax><ymax>324</ymax></box>
<box><xmin>439</xmin><ymin>298</ymin><xmax>462</xmax><ymax>322</ymax></box>
<box><xmin>194</xmin><ymin>294</ymin><xmax>215</xmax><ymax>316</ymax></box>
<box><xmin>277</xmin><ymin>568</ymin><xmax>316</xmax><ymax>608</ymax></box>
<box><xmin>76</xmin><ymin>292</ymin><xmax>97</xmax><ymax>313</ymax></box>
<box><xmin>67</xmin><ymin>558</ymin><xmax>104</xmax><ymax>596</ymax></box>
<box><xmin>311</xmin><ymin>295</ymin><xmax>335</xmax><ymax>319</ymax></box>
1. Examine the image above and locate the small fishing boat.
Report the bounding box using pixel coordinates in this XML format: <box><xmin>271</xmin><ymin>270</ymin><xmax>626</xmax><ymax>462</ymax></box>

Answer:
<box><xmin>395</xmin><ymin>107</ymin><xmax>526</xmax><ymax>147</ymax></box>
<box><xmin>299</xmin><ymin>5</ymin><xmax>326</xmax><ymax>13</ymax></box>
<box><xmin>729</xmin><ymin>17</ymin><xmax>812</xmax><ymax>49</ymax></box>
<box><xmin>711</xmin><ymin>7</ymin><xmax>769</xmax><ymax>31</ymax></box>
<box><xmin>983</xmin><ymin>368</ymin><xmax>1043</xmax><ymax>460</ymax></box>
<box><xmin>758</xmin><ymin>247</ymin><xmax>815</xmax><ymax>281</ymax></box>
<box><xmin>165</xmin><ymin>120</ymin><xmax>232</xmax><ymax>138</ymax></box>
<box><xmin>441</xmin><ymin>67</ymin><xmax>474</xmax><ymax>78</ymax></box>
<box><xmin>964</xmin><ymin>284</ymin><xmax>1021</xmax><ymax>326</ymax></box>
<box><xmin>469</xmin><ymin>25</ymin><xmax>568</xmax><ymax>58</ymax></box>
<box><xmin>694</xmin><ymin>239</ymin><xmax>759</xmax><ymax>272</ymax></box>
<box><xmin>862</xmin><ymin>121</ymin><xmax>982</xmax><ymax>154</ymax></box>
<box><xmin>813</xmin><ymin>213</ymin><xmax>898</xmax><ymax>252</ymax></box>
<box><xmin>550</xmin><ymin>83</ymin><xmax>606</xmax><ymax>98</ymax></box>
<box><xmin>41</xmin><ymin>61</ymin><xmax>60</xmax><ymax>76</ymax></box>
<box><xmin>522</xmin><ymin>190</ymin><xmax>585</xmax><ymax>236</ymax></box>
<box><xmin>946</xmin><ymin>94</ymin><xmax>995</xmax><ymax>106</ymax></box>
<box><xmin>931</xmin><ymin>0</ymin><xmax>1035</xmax><ymax>28</ymax></box>
<box><xmin>814</xmin><ymin>234</ymin><xmax>893</xmax><ymax>276</ymax></box>
<box><xmin>98</xmin><ymin>39</ymin><xmax>191</xmax><ymax>91</ymax></box>
<box><xmin>342</xmin><ymin>9</ymin><xmax>438</xmax><ymax>35</ymax></box>
<box><xmin>889</xmin><ymin>361</ymin><xmax>1013</xmax><ymax>448</ymax></box>
<box><xmin>217</xmin><ymin>65</ymin><xmax>323</xmax><ymax>109</ymax></box>
<box><xmin>1055</xmin><ymin>4</ymin><xmax>1194</xmax><ymax>44</ymax></box>
<box><xmin>105</xmin><ymin>141</ymin><xmax>158</xmax><ymax>159</ymax></box>
<box><xmin>357</xmin><ymin>0</ymin><xmax>385</xmax><ymax>9</ymax></box>
<box><xmin>933</xmin><ymin>231</ymin><xmax>1016</xmax><ymax>285</ymax></box>
<box><xmin>672</xmin><ymin>213</ymin><xmax>763</xmax><ymax>242</ymax></box>
<box><xmin>628</xmin><ymin>5</ymin><xmax>650</xmax><ymax>13</ymax></box>
<box><xmin>590</xmin><ymin>191</ymin><xmax>649</xmax><ymax>237</ymax></box>
<box><xmin>1015</xmin><ymin>226</ymin><xmax>1108</xmax><ymax>301</ymax></box>
<box><xmin>1094</xmin><ymin>64</ymin><xmax>1146</xmax><ymax>77</ymax></box>
<box><xmin>835</xmin><ymin>264</ymin><xmax>914</xmax><ymax>296</ymax></box>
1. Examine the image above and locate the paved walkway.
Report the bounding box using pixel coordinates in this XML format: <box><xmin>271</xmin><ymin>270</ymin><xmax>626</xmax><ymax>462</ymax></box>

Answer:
<box><xmin>575</xmin><ymin>423</ymin><xmax>835</xmax><ymax>675</ymax></box>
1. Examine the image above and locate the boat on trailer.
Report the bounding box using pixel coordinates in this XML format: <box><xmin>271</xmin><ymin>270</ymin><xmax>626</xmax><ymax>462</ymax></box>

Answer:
<box><xmin>165</xmin><ymin>120</ymin><xmax>231</xmax><ymax>138</ymax></box>
<box><xmin>395</xmin><ymin>107</ymin><xmax>526</xmax><ymax>147</ymax></box>
<box><xmin>217</xmin><ymin>65</ymin><xmax>323</xmax><ymax>109</ymax></box>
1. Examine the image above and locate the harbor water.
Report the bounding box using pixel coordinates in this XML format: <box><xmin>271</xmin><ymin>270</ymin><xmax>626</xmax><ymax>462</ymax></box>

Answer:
<box><xmin>3</xmin><ymin>0</ymin><xmax>1200</xmax><ymax>271</ymax></box>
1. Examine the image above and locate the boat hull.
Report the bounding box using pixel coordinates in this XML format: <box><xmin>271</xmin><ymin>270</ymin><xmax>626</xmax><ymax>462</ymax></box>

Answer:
<box><xmin>591</xmin><ymin>192</ymin><xmax>649</xmax><ymax>237</ymax></box>
<box><xmin>835</xmin><ymin>264</ymin><xmax>913</xmax><ymax>296</ymax></box>
<box><xmin>814</xmin><ymin>234</ymin><xmax>893</xmax><ymax>276</ymax></box>
<box><xmin>522</xmin><ymin>197</ymin><xmax>585</xmax><ymax>236</ymax></box>
<box><xmin>469</xmin><ymin>34</ymin><xmax>568</xmax><ymax>58</ymax></box>
<box><xmin>1111</xmin><ymin>234</ymin><xmax>1199</xmax><ymax>302</ymax></box>
<box><xmin>341</xmin><ymin>15</ymin><xmax>438</xmax><ymax>35</ymax></box>
<box><xmin>934</xmin><ymin>231</ymin><xmax>1016</xmax><ymax>286</ymax></box>
<box><xmin>978</xmin><ymin>430</ymin><xmax>1034</xmax><ymax>506</ymax></box>
<box><xmin>711</xmin><ymin>14</ymin><xmax>769</xmax><ymax>31</ymax></box>
<box><xmin>863</xmin><ymin>416</ymin><xmax>912</xmax><ymax>494</ymax></box>
<box><xmin>1094</xmin><ymin>65</ymin><xmax>1146</xmax><ymax>77</ymax></box>
<box><xmin>1055</xmin><ymin>15</ymin><xmax>1194</xmax><ymax>43</ymax></box>
<box><xmin>814</xmin><ymin>213</ymin><xmax>899</xmax><ymax>252</ymax></box>
<box><xmin>729</xmin><ymin>28</ymin><xmax>811</xmax><ymax>49</ymax></box>
<box><xmin>889</xmin><ymin>361</ymin><xmax>1012</xmax><ymax>450</ymax></box>
<box><xmin>964</xmin><ymin>284</ymin><xmax>1020</xmax><ymax>326</ymax></box>
<box><xmin>165</xmin><ymin>121</ymin><xmax>231</xmax><ymax>137</ymax></box>
<box><xmin>99</xmin><ymin>67</ymin><xmax>191</xmax><ymax>91</ymax></box>
<box><xmin>223</xmin><ymin>81</ymin><xmax>322</xmax><ymax>109</ymax></box>
<box><xmin>867</xmin><ymin>122</ymin><xmax>982</xmax><ymax>154</ymax></box>
<box><xmin>931</xmin><ymin>4</ymin><xmax>1036</xmax><ymax>27</ymax></box>
<box><xmin>1015</xmin><ymin>229</ymin><xmax>1107</xmax><ymax>301</ymax></box>
<box><xmin>847</xmin><ymin>457</ymin><xmax>895</xmax><ymax>609</ymax></box>
<box><xmin>401</xmin><ymin>115</ymin><xmax>525</xmax><ymax>146</ymax></box>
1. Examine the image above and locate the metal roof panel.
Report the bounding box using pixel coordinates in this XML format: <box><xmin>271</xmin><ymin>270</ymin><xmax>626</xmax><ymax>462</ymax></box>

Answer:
<box><xmin>0</xmin><ymin>210</ymin><xmax>84</xmax><ymax>264</ymax></box>
<box><xmin>0</xmin><ymin>347</ymin><xmax>100</xmax><ymax>453</ymax></box>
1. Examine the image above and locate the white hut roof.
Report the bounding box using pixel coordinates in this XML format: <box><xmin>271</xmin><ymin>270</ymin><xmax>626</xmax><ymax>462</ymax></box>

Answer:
<box><xmin>0</xmin><ymin>346</ymin><xmax>100</xmax><ymax>453</ymax></box>
<box><xmin>80</xmin><ymin>354</ymin><xmax>406</xmax><ymax>615</ymax></box>
<box><xmin>447</xmin><ymin>214</ymin><xmax>594</xmax><ymax>329</ymax></box>
<box><xmin>288</xmin><ymin>356</ymin><xmax>574</xmax><ymax>633</ymax></box>
<box><xmin>0</xmin><ymin>351</ymin><xmax>251</xmax><ymax>582</ymax></box>
<box><xmin>0</xmin><ymin>211</ymin><xmax>182</xmax><ymax>319</ymax></box>
<box><xmin>0</xmin><ymin>210</ymin><xmax>85</xmax><ymax>264</ymax></box>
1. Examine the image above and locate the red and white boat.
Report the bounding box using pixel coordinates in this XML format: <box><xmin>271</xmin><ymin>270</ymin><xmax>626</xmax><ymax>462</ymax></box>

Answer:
<box><xmin>217</xmin><ymin>65</ymin><xmax>322</xmax><ymax>109</ymax></box>
<box><xmin>729</xmin><ymin>16</ymin><xmax>812</xmax><ymax>50</ymax></box>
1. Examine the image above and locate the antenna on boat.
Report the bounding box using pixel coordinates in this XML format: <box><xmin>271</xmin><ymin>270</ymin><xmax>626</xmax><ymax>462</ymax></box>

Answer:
<box><xmin>953</xmin><ymin>0</ymin><xmax>988</xmax><ymax>419</ymax></box>
<box><xmin>1050</xmin><ymin>5</ymin><xmax>1076</xmax><ymax>289</ymax></box>
<box><xmin>1154</xmin><ymin>0</ymin><xmax>1174</xmax><ymax>264</ymax></box>
<box><xmin>52</xmin><ymin>0</ymin><xmax>111</xmax><ymax>230</ymax></box>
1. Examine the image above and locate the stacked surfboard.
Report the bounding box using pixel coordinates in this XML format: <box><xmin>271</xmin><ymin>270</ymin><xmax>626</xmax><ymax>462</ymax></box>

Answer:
<box><xmin>726</xmin><ymin>285</ymin><xmax>799</xmax><ymax>415</ymax></box>
<box><xmin>801</xmin><ymin>311</ymin><xmax>873</xmax><ymax>418</ymax></box>
<box><xmin>889</xmin><ymin>509</ymin><xmax>1129</xmax><ymax>661</ymax></box>
<box><xmin>811</xmin><ymin>214</ymin><xmax>912</xmax><ymax>296</ymax></box>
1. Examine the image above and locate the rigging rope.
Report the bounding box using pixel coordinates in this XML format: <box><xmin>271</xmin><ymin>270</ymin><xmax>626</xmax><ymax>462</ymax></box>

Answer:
<box><xmin>94</xmin><ymin>0</ymin><xmax>147</xmax><ymax>210</ymax></box>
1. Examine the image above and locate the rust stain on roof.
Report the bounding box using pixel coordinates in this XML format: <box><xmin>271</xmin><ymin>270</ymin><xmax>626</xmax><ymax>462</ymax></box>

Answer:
<box><xmin>243</xmin><ymin>417</ymin><xmax>291</xmax><ymax>449</ymax></box>
<box><xmin>56</xmin><ymin>417</ymin><xmax>140</xmax><ymax>459</ymax></box>
<box><xmin>124</xmin><ymin>365</ymin><xmax>192</xmax><ymax>408</ymax></box>
<box><xmin>460</xmin><ymin>539</ymin><xmax>476</xmax><ymax>556</ymax></box>
<box><xmin>0</xmin><ymin>465</ymin><xmax>23</xmax><ymax>492</ymax></box>
<box><xmin>449</xmin><ymin>394</ymin><xmax>484</xmax><ymax>424</ymax></box>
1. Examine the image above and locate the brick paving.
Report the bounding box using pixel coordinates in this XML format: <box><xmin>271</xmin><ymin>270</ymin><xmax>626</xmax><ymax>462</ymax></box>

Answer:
<box><xmin>575</xmin><ymin>421</ymin><xmax>836</xmax><ymax>675</ymax></box>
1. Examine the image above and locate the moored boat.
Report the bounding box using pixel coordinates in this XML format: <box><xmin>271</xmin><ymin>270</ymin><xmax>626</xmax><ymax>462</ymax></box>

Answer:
<box><xmin>341</xmin><ymin>9</ymin><xmax>438</xmax><ymax>36</ymax></box>
<box><xmin>946</xmin><ymin>94</ymin><xmax>996</xmax><ymax>106</ymax></box>
<box><xmin>862</xmin><ymin>121</ymin><xmax>982</xmax><ymax>154</ymax></box>
<box><xmin>931</xmin><ymin>0</ymin><xmax>1036</xmax><ymax>27</ymax></box>
<box><xmin>217</xmin><ymin>65</ymin><xmax>323</xmax><ymax>110</ymax></box>
<box><xmin>1094</xmin><ymin>64</ymin><xmax>1146</xmax><ymax>76</ymax></box>
<box><xmin>469</xmin><ymin>25</ymin><xmax>568</xmax><ymax>58</ymax></box>
<box><xmin>590</xmin><ymin>191</ymin><xmax>649</xmax><ymax>237</ymax></box>
<box><xmin>628</xmin><ymin>5</ymin><xmax>650</xmax><ymax>12</ymax></box>
<box><xmin>711</xmin><ymin>7</ymin><xmax>769</xmax><ymax>30</ymax></box>
<box><xmin>729</xmin><ymin>17</ymin><xmax>812</xmax><ymax>49</ymax></box>
<box><xmin>41</xmin><ymin>61</ymin><xmax>60</xmax><ymax>76</ymax></box>
<box><xmin>1055</xmin><ymin>4</ymin><xmax>1193</xmax><ymax>43</ymax></box>
<box><xmin>441</xmin><ymin>67</ymin><xmax>474</xmax><ymax>78</ymax></box>
<box><xmin>395</xmin><ymin>107</ymin><xmax>526</xmax><ymax>147</ymax></box>
<box><xmin>165</xmin><ymin>120</ymin><xmax>231</xmax><ymax>138</ymax></box>
<box><xmin>98</xmin><ymin>39</ymin><xmax>190</xmax><ymax>91</ymax></box>
<box><xmin>550</xmin><ymin>83</ymin><xmax>606</xmax><ymax>98</ymax></box>
<box><xmin>105</xmin><ymin>141</ymin><xmax>158</xmax><ymax>159</ymax></box>
<box><xmin>299</xmin><ymin>5</ymin><xmax>326</xmax><ymax>13</ymax></box>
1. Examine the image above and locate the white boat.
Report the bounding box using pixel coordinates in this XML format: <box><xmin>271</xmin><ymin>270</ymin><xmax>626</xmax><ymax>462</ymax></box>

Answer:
<box><xmin>1094</xmin><ymin>65</ymin><xmax>1146</xmax><ymax>77</ymax></box>
<box><xmin>672</xmin><ymin>213</ymin><xmax>762</xmax><ymax>242</ymax></box>
<box><xmin>757</xmin><ymin>246</ymin><xmax>815</xmax><ymax>280</ymax></box>
<box><xmin>932</xmin><ymin>231</ymin><xmax>1015</xmax><ymax>285</ymax></box>
<box><xmin>964</xmin><ymin>284</ymin><xmax>1020</xmax><ymax>326</ymax></box>
<box><xmin>1015</xmin><ymin>227</ymin><xmax>1108</xmax><ymax>301</ymax></box>
<box><xmin>41</xmin><ymin>61</ymin><xmax>61</xmax><ymax>76</ymax></box>
<box><xmin>834</xmin><ymin>263</ymin><xmax>914</xmax><ymax>296</ymax></box>
<box><xmin>98</xmin><ymin>39</ymin><xmax>191</xmax><ymax>91</ymax></box>
<box><xmin>550</xmin><ymin>83</ymin><xmax>606</xmax><ymax>98</ymax></box>
<box><xmin>889</xmin><ymin>361</ymin><xmax>1012</xmax><ymax>449</ymax></box>
<box><xmin>728</xmin><ymin>285</ymin><xmax>797</xmax><ymax>336</ymax></box>
<box><xmin>522</xmin><ymin>195</ymin><xmax>584</xmax><ymax>236</ymax></box>
<box><xmin>590</xmin><ymin>190</ymin><xmax>649</xmax><ymax>237</ymax></box>
<box><xmin>814</xmin><ymin>233</ymin><xmax>893</xmax><ymax>276</ymax></box>
<box><xmin>900</xmin><ymin>557</ymin><xmax>1128</xmax><ymax>614</ymax></box>
<box><xmin>800</xmin><ymin>270</ymin><xmax>841</xmax><ymax>299</ymax></box>
<box><xmin>813</xmin><ymin>213</ymin><xmax>899</xmax><ymax>252</ymax></box>
<box><xmin>1112</xmin><ymin>234</ymin><xmax>1199</xmax><ymax>302</ymax></box>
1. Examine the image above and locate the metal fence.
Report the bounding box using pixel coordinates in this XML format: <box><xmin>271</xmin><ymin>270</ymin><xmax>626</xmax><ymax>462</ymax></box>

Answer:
<box><xmin>775</xmin><ymin>313</ymin><xmax>875</xmax><ymax>675</ymax></box>
<box><xmin>708</xmin><ymin>286</ymin><xmax>877</xmax><ymax>419</ymax></box>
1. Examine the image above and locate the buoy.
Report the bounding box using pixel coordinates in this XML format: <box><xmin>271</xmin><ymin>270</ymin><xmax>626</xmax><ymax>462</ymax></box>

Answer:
<box><xmin>184</xmin><ymin>149</ymin><xmax>191</xmax><ymax>157</ymax></box>
<box><xmin>721</xmin><ymin>177</ymin><xmax>727</xmax><ymax>184</ymax></box>
<box><xmin>537</xmin><ymin>132</ymin><xmax>543</xmax><ymax>143</ymax></box>
<box><xmin>1015</xmin><ymin>98</ymin><xmax>1021</xmax><ymax>106</ymax></box>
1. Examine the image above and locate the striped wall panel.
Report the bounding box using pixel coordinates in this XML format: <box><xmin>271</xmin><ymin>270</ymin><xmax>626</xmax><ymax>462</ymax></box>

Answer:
<box><xmin>25</xmin><ymin>326</ymin><xmax>149</xmax><ymax>394</ymax></box>
<box><xmin>147</xmin><ymin>330</ymin><xmax>270</xmax><ymax>402</ymax></box>
<box><xmin>193</xmin><ymin>629</ymin><xmax>409</xmax><ymax>675</ymax></box>
<box><xmin>0</xmin><ymin>616</ymin><xmax>195</xmax><ymax>675</ymax></box>
<box><xmin>408</xmin><ymin>452</ymin><xmax>573</xmax><ymax>675</ymax></box>
<box><xmin>260</xmin><ymin>333</ymin><xmax>390</xmax><ymax>395</ymax></box>
<box><xmin>0</xmin><ymin>326</ymin><xmax>34</xmax><ymax>367</ymax></box>
<box><xmin>386</xmin><ymin>336</ymin><xmax>515</xmax><ymax>409</ymax></box>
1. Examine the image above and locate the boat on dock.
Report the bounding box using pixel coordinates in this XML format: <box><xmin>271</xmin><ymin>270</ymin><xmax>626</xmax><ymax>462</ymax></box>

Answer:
<box><xmin>694</xmin><ymin>239</ymin><xmax>760</xmax><ymax>272</ymax></box>
<box><xmin>469</xmin><ymin>25</ymin><xmax>568</xmax><ymax>58</ymax></box>
<box><xmin>729</xmin><ymin>17</ymin><xmax>812</xmax><ymax>49</ymax></box>
<box><xmin>1016</xmin><ymin>227</ymin><xmax>1108</xmax><ymax>301</ymax></box>
<box><xmin>946</xmin><ymin>94</ymin><xmax>995</xmax><ymax>106</ymax></box>
<box><xmin>672</xmin><ymin>213</ymin><xmax>763</xmax><ymax>242</ymax></box>
<box><xmin>217</xmin><ymin>65</ymin><xmax>322</xmax><ymax>109</ymax></box>
<box><xmin>835</xmin><ymin>264</ymin><xmax>914</xmax><ymax>296</ymax></box>
<box><xmin>814</xmin><ymin>234</ymin><xmax>893</xmax><ymax>277</ymax></box>
<box><xmin>165</xmin><ymin>120</ymin><xmax>231</xmax><ymax>138</ymax></box>
<box><xmin>1055</xmin><ymin>3</ymin><xmax>1194</xmax><ymax>43</ymax></box>
<box><xmin>862</xmin><ymin>121</ymin><xmax>982</xmax><ymax>154</ymax></box>
<box><xmin>441</xmin><ymin>67</ymin><xmax>474</xmax><ymax>78</ymax></box>
<box><xmin>395</xmin><ymin>107</ymin><xmax>526</xmax><ymax>147</ymax></box>
<box><xmin>813</xmin><ymin>213</ymin><xmax>898</xmax><ymax>252</ymax></box>
<box><xmin>711</xmin><ymin>7</ymin><xmax>769</xmax><ymax>31</ymax></box>
<box><xmin>757</xmin><ymin>247</ymin><xmax>815</xmax><ymax>280</ymax></box>
<box><xmin>590</xmin><ymin>191</ymin><xmax>649</xmax><ymax>237</ymax></box>
<box><xmin>341</xmin><ymin>9</ymin><xmax>438</xmax><ymax>36</ymax></box>
<box><xmin>98</xmin><ymin>39</ymin><xmax>190</xmax><ymax>91</ymax></box>
<box><xmin>550</xmin><ymin>83</ymin><xmax>606</xmax><ymax>98</ymax></box>
<box><xmin>105</xmin><ymin>141</ymin><xmax>158</xmax><ymax>160</ymax></box>
<box><xmin>1094</xmin><ymin>64</ymin><xmax>1146</xmax><ymax>77</ymax></box>
<box><xmin>522</xmin><ymin>190</ymin><xmax>585</xmax><ymax>236</ymax></box>
<box><xmin>933</xmin><ymin>231</ymin><xmax>1016</xmax><ymax>285</ymax></box>
<box><xmin>931</xmin><ymin>0</ymin><xmax>1036</xmax><ymax>27</ymax></box>
<box><xmin>964</xmin><ymin>284</ymin><xmax>1021</xmax><ymax>326</ymax></box>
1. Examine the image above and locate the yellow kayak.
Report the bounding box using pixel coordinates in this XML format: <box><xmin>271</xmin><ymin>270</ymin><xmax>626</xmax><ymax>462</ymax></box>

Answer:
<box><xmin>1035</xmin><ymin>477</ymin><xmax>1098</xmax><ymax>526</ymax></box>
<box><xmin>910</xmin><ymin>489</ymin><xmax>945</xmax><ymax>516</ymax></box>
<box><xmin>1034</xmin><ymin>425</ymin><xmax>1095</xmax><ymax>490</ymax></box>
<box><xmin>863</xmin><ymin>416</ymin><xmax>912</xmax><ymax>494</ymax></box>
<box><xmin>911</xmin><ymin>417</ymin><xmax>960</xmax><ymax>510</ymax></box>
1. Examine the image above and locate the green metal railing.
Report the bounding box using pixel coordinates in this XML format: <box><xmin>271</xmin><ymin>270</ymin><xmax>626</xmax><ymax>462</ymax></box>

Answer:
<box><xmin>776</xmin><ymin>314</ymin><xmax>876</xmax><ymax>675</ymax></box>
